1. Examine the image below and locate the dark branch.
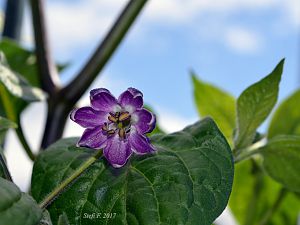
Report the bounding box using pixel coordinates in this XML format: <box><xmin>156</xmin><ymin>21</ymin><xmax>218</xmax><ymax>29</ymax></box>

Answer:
<box><xmin>40</xmin><ymin>0</ymin><xmax>148</xmax><ymax>149</ymax></box>
<box><xmin>30</xmin><ymin>0</ymin><xmax>60</xmax><ymax>95</ymax></box>
<box><xmin>2</xmin><ymin>0</ymin><xmax>24</xmax><ymax>41</ymax></box>
<box><xmin>60</xmin><ymin>0</ymin><xmax>147</xmax><ymax>105</ymax></box>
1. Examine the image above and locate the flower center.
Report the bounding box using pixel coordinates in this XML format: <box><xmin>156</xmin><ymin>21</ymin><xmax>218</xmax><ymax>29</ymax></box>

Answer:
<box><xmin>102</xmin><ymin>111</ymin><xmax>131</xmax><ymax>139</ymax></box>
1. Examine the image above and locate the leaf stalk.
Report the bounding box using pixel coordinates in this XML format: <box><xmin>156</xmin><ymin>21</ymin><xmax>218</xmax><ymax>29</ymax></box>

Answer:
<box><xmin>38</xmin><ymin>149</ymin><xmax>103</xmax><ymax>209</ymax></box>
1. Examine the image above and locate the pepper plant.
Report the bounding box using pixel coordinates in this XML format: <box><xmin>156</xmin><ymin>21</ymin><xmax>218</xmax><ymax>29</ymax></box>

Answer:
<box><xmin>0</xmin><ymin>1</ymin><xmax>299</xmax><ymax>225</ymax></box>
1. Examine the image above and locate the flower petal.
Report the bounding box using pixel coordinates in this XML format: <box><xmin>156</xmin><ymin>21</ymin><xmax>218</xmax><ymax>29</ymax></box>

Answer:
<box><xmin>104</xmin><ymin>135</ymin><xmax>132</xmax><ymax>168</ymax></box>
<box><xmin>118</xmin><ymin>88</ymin><xmax>143</xmax><ymax>113</ymax></box>
<box><xmin>77</xmin><ymin>126</ymin><xmax>107</xmax><ymax>149</ymax></box>
<box><xmin>129</xmin><ymin>130</ymin><xmax>155</xmax><ymax>154</ymax></box>
<box><xmin>90</xmin><ymin>88</ymin><xmax>120</xmax><ymax>112</ymax></box>
<box><xmin>132</xmin><ymin>108</ymin><xmax>156</xmax><ymax>134</ymax></box>
<box><xmin>70</xmin><ymin>107</ymin><xmax>108</xmax><ymax>128</ymax></box>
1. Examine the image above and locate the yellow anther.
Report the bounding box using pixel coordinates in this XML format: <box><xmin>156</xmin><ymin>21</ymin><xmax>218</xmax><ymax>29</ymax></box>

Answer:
<box><xmin>108</xmin><ymin>115</ymin><xmax>118</xmax><ymax>123</ymax></box>
<box><xmin>119</xmin><ymin>112</ymin><xmax>130</xmax><ymax>121</ymax></box>
<box><xmin>107</xmin><ymin>129</ymin><xmax>115</xmax><ymax>135</ymax></box>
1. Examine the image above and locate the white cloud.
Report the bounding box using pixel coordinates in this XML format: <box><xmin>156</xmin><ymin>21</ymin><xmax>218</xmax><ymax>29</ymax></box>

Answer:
<box><xmin>225</xmin><ymin>27</ymin><xmax>263</xmax><ymax>53</ymax></box>
<box><xmin>155</xmin><ymin>106</ymin><xmax>198</xmax><ymax>133</ymax></box>
<box><xmin>144</xmin><ymin>0</ymin><xmax>278</xmax><ymax>25</ymax></box>
<box><xmin>284</xmin><ymin>0</ymin><xmax>300</xmax><ymax>27</ymax></box>
<box><xmin>21</xmin><ymin>0</ymin><xmax>299</xmax><ymax>58</ymax></box>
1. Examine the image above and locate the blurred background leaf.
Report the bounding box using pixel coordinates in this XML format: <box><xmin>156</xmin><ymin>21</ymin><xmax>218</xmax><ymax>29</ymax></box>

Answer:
<box><xmin>191</xmin><ymin>73</ymin><xmax>235</xmax><ymax>145</ymax></box>
<box><xmin>268</xmin><ymin>89</ymin><xmax>300</xmax><ymax>138</ymax></box>
<box><xmin>229</xmin><ymin>160</ymin><xmax>300</xmax><ymax>225</ymax></box>
<box><xmin>261</xmin><ymin>135</ymin><xmax>300</xmax><ymax>193</ymax></box>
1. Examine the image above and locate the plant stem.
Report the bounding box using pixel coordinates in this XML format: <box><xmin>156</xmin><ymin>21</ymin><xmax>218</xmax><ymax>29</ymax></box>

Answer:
<box><xmin>234</xmin><ymin>148</ymin><xmax>262</xmax><ymax>163</ymax></box>
<box><xmin>61</xmin><ymin>0</ymin><xmax>147</xmax><ymax>105</ymax></box>
<box><xmin>258</xmin><ymin>188</ymin><xmax>287</xmax><ymax>225</ymax></box>
<box><xmin>243</xmin><ymin>161</ymin><xmax>264</xmax><ymax>225</ymax></box>
<box><xmin>39</xmin><ymin>149</ymin><xmax>103</xmax><ymax>209</ymax></box>
<box><xmin>0</xmin><ymin>152</ymin><xmax>13</xmax><ymax>182</ymax></box>
<box><xmin>15</xmin><ymin>125</ymin><xmax>36</xmax><ymax>161</ymax></box>
<box><xmin>2</xmin><ymin>0</ymin><xmax>24</xmax><ymax>41</ymax></box>
<box><xmin>30</xmin><ymin>0</ymin><xmax>59</xmax><ymax>95</ymax></box>
<box><xmin>234</xmin><ymin>139</ymin><xmax>265</xmax><ymax>163</ymax></box>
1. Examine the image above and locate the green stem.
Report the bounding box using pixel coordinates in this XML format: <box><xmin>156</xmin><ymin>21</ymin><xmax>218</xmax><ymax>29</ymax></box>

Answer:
<box><xmin>0</xmin><ymin>152</ymin><xmax>13</xmax><ymax>182</ymax></box>
<box><xmin>243</xmin><ymin>160</ymin><xmax>264</xmax><ymax>225</ymax></box>
<box><xmin>258</xmin><ymin>188</ymin><xmax>287</xmax><ymax>225</ymax></box>
<box><xmin>234</xmin><ymin>139</ymin><xmax>265</xmax><ymax>163</ymax></box>
<box><xmin>234</xmin><ymin>148</ymin><xmax>262</xmax><ymax>163</ymax></box>
<box><xmin>15</xmin><ymin>124</ymin><xmax>36</xmax><ymax>161</ymax></box>
<box><xmin>39</xmin><ymin>149</ymin><xmax>103</xmax><ymax>209</ymax></box>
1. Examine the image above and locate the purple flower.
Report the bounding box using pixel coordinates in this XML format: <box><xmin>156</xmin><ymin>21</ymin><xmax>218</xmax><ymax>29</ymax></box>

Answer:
<box><xmin>70</xmin><ymin>88</ymin><xmax>156</xmax><ymax>168</ymax></box>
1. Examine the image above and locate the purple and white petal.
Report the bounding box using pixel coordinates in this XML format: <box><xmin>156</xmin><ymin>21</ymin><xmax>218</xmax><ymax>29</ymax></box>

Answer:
<box><xmin>118</xmin><ymin>88</ymin><xmax>143</xmax><ymax>113</ymax></box>
<box><xmin>104</xmin><ymin>135</ymin><xmax>132</xmax><ymax>168</ymax></box>
<box><xmin>90</xmin><ymin>88</ymin><xmax>120</xmax><ymax>112</ymax></box>
<box><xmin>90</xmin><ymin>88</ymin><xmax>111</xmax><ymax>97</ymax></box>
<box><xmin>77</xmin><ymin>126</ymin><xmax>107</xmax><ymax>149</ymax></box>
<box><xmin>129</xmin><ymin>129</ymin><xmax>155</xmax><ymax>154</ymax></box>
<box><xmin>70</xmin><ymin>107</ymin><xmax>108</xmax><ymax>128</ymax></box>
<box><xmin>131</xmin><ymin>108</ymin><xmax>156</xmax><ymax>134</ymax></box>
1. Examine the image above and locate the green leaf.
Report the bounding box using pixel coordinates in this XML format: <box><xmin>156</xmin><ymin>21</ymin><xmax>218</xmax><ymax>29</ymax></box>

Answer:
<box><xmin>0</xmin><ymin>52</ymin><xmax>46</xmax><ymax>102</ymax></box>
<box><xmin>0</xmin><ymin>177</ymin><xmax>42</xmax><ymax>225</ymax></box>
<box><xmin>192</xmin><ymin>73</ymin><xmax>235</xmax><ymax>143</ymax></box>
<box><xmin>261</xmin><ymin>135</ymin><xmax>300</xmax><ymax>192</ymax></box>
<box><xmin>234</xmin><ymin>59</ymin><xmax>284</xmax><ymax>149</ymax></box>
<box><xmin>229</xmin><ymin>160</ymin><xmax>300</xmax><ymax>225</ymax></box>
<box><xmin>31</xmin><ymin>118</ymin><xmax>234</xmax><ymax>225</ymax></box>
<box><xmin>0</xmin><ymin>38</ymin><xmax>40</xmax><ymax>87</ymax></box>
<box><xmin>0</xmin><ymin>38</ymin><xmax>50</xmax><ymax>122</ymax></box>
<box><xmin>268</xmin><ymin>89</ymin><xmax>300</xmax><ymax>138</ymax></box>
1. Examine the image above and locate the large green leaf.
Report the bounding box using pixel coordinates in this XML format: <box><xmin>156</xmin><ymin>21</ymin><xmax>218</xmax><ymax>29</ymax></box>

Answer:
<box><xmin>192</xmin><ymin>74</ymin><xmax>235</xmax><ymax>143</ymax></box>
<box><xmin>234</xmin><ymin>59</ymin><xmax>284</xmax><ymax>149</ymax></box>
<box><xmin>31</xmin><ymin>118</ymin><xmax>234</xmax><ymax>225</ymax></box>
<box><xmin>0</xmin><ymin>177</ymin><xmax>42</xmax><ymax>225</ymax></box>
<box><xmin>229</xmin><ymin>160</ymin><xmax>300</xmax><ymax>225</ymax></box>
<box><xmin>261</xmin><ymin>135</ymin><xmax>300</xmax><ymax>193</ymax></box>
<box><xmin>268</xmin><ymin>89</ymin><xmax>300</xmax><ymax>138</ymax></box>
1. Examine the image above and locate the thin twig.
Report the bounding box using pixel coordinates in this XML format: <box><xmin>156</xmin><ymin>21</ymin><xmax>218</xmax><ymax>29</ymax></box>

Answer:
<box><xmin>30</xmin><ymin>0</ymin><xmax>59</xmax><ymax>95</ymax></box>
<box><xmin>0</xmin><ymin>152</ymin><xmax>13</xmax><ymax>182</ymax></box>
<box><xmin>60</xmin><ymin>0</ymin><xmax>147</xmax><ymax>105</ymax></box>
<box><xmin>15</xmin><ymin>125</ymin><xmax>36</xmax><ymax>161</ymax></box>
